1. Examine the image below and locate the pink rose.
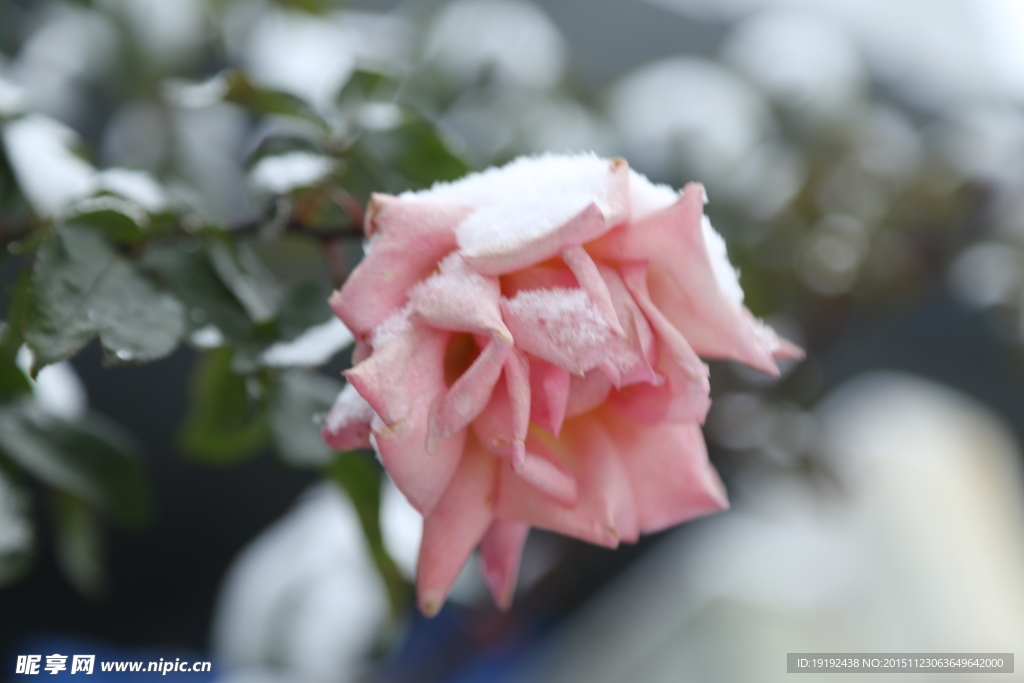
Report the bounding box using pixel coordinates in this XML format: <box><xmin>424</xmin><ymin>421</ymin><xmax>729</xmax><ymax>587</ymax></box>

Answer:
<box><xmin>322</xmin><ymin>154</ymin><xmax>801</xmax><ymax>615</ymax></box>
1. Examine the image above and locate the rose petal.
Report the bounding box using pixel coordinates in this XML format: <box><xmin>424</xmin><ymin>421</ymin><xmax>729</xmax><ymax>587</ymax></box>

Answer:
<box><xmin>565</xmin><ymin>370</ymin><xmax>613</xmax><ymax>419</ymax></box>
<box><xmin>452</xmin><ymin>156</ymin><xmax>630</xmax><ymax>275</ymax></box>
<box><xmin>616</xmin><ymin>263</ymin><xmax>711</xmax><ymax>425</ymax></box>
<box><xmin>428</xmin><ymin>334</ymin><xmax>512</xmax><ymax>450</ymax></box>
<box><xmin>529</xmin><ymin>358</ymin><xmax>571</xmax><ymax>437</ymax></box>
<box><xmin>597</xmin><ymin>265</ymin><xmax>660</xmax><ymax>388</ymax></box>
<box><xmin>330</xmin><ymin>195</ymin><xmax>467</xmax><ymax>339</ymax></box>
<box><xmin>480</xmin><ymin>519</ymin><xmax>530</xmax><ymax>611</ymax></box>
<box><xmin>589</xmin><ymin>182</ymin><xmax>795</xmax><ymax>374</ymax></box>
<box><xmin>501</xmin><ymin>288</ymin><xmax>614</xmax><ymax>375</ymax></box>
<box><xmin>345</xmin><ymin>316</ymin><xmax>462</xmax><ymax>514</ymax></box>
<box><xmin>473</xmin><ymin>369</ymin><xmax>578</xmax><ymax>506</ymax></box>
<box><xmin>562</xmin><ymin>245</ymin><xmax>624</xmax><ymax>336</ymax></box>
<box><xmin>495</xmin><ymin>416</ymin><xmax>638</xmax><ymax>547</ymax></box>
<box><xmin>409</xmin><ymin>253</ymin><xmax>511</xmax><ymax>339</ymax></box>
<box><xmin>417</xmin><ymin>437</ymin><xmax>497</xmax><ymax>616</ymax></box>
<box><xmin>603</xmin><ymin>410</ymin><xmax>728</xmax><ymax>533</ymax></box>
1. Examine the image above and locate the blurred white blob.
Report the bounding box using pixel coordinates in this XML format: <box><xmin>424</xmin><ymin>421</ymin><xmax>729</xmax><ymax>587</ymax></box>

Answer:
<box><xmin>521</xmin><ymin>99</ymin><xmax>618</xmax><ymax>158</ymax></box>
<box><xmin>3</xmin><ymin>114</ymin><xmax>94</xmax><ymax>216</ymax></box>
<box><xmin>163</xmin><ymin>73</ymin><xmax>233</xmax><ymax>111</ymax></box>
<box><xmin>722</xmin><ymin>10</ymin><xmax>864</xmax><ymax>117</ymax></box>
<box><xmin>228</xmin><ymin>6</ymin><xmax>410</xmax><ymax>115</ymax></box>
<box><xmin>260</xmin><ymin>318</ymin><xmax>353</xmax><ymax>369</ymax></box>
<box><xmin>381</xmin><ymin>482</ymin><xmax>422</xmax><ymax>580</ymax></box>
<box><xmin>248</xmin><ymin>152</ymin><xmax>336</xmax><ymax>196</ymax></box>
<box><xmin>241</xmin><ymin>9</ymin><xmax>355</xmax><ymax>113</ymax></box>
<box><xmin>172</xmin><ymin>103</ymin><xmax>255</xmax><ymax>224</ymax></box>
<box><xmin>15</xmin><ymin>346</ymin><xmax>87</xmax><ymax>421</ymax></box>
<box><xmin>190</xmin><ymin>325</ymin><xmax>225</xmax><ymax>349</ymax></box>
<box><xmin>948</xmin><ymin>242</ymin><xmax>1021</xmax><ymax>309</ymax></box>
<box><xmin>96</xmin><ymin>0</ymin><xmax>207</xmax><ymax>68</ymax></box>
<box><xmin>0</xmin><ymin>73</ymin><xmax>27</xmax><ymax>117</ymax></box>
<box><xmin>530</xmin><ymin>373</ymin><xmax>1024</xmax><ymax>682</ymax></box>
<box><xmin>797</xmin><ymin>214</ymin><xmax>870</xmax><ymax>296</ymax></box>
<box><xmin>95</xmin><ymin>168</ymin><xmax>167</xmax><ymax>212</ymax></box>
<box><xmin>425</xmin><ymin>0</ymin><xmax>567</xmax><ymax>89</ymax></box>
<box><xmin>721</xmin><ymin>141</ymin><xmax>805</xmax><ymax>219</ymax></box>
<box><xmin>651</xmin><ymin>0</ymin><xmax>1024</xmax><ymax>109</ymax></box>
<box><xmin>607</xmin><ymin>58</ymin><xmax>770</xmax><ymax>181</ymax></box>
<box><xmin>3</xmin><ymin>114</ymin><xmax>168</xmax><ymax>218</ymax></box>
<box><xmin>850</xmin><ymin>105</ymin><xmax>921</xmax><ymax>186</ymax></box>
<box><xmin>443</xmin><ymin>92</ymin><xmax>615</xmax><ymax>165</ymax></box>
<box><xmin>6</xmin><ymin>4</ymin><xmax>118</xmax><ymax>122</ymax></box>
<box><xmin>212</xmin><ymin>484</ymin><xmax>389</xmax><ymax>683</ymax></box>
<box><xmin>935</xmin><ymin>104</ymin><xmax>1024</xmax><ymax>185</ymax></box>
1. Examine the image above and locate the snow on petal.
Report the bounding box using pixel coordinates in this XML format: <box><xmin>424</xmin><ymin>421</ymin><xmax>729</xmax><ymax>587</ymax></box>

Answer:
<box><xmin>501</xmin><ymin>287</ymin><xmax>615</xmax><ymax>375</ymax></box>
<box><xmin>409</xmin><ymin>253</ymin><xmax>510</xmax><ymax>339</ymax></box>
<box><xmin>321</xmin><ymin>383</ymin><xmax>374</xmax><ymax>452</ymax></box>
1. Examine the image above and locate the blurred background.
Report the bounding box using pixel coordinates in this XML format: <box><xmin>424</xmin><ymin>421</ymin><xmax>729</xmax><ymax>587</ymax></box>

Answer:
<box><xmin>2</xmin><ymin>0</ymin><xmax>1024</xmax><ymax>681</ymax></box>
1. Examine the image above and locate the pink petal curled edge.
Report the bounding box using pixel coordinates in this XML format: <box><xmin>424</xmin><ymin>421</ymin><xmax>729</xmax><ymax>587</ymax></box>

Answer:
<box><xmin>321</xmin><ymin>153</ymin><xmax>803</xmax><ymax>615</ymax></box>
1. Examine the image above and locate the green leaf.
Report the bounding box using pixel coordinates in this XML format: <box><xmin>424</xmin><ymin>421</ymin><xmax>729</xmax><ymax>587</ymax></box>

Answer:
<box><xmin>0</xmin><ymin>402</ymin><xmax>152</xmax><ymax>527</ymax></box>
<box><xmin>209</xmin><ymin>240</ymin><xmax>283</xmax><ymax>325</ymax></box>
<box><xmin>327</xmin><ymin>453</ymin><xmax>409</xmax><ymax>615</ymax></box>
<box><xmin>179</xmin><ymin>347</ymin><xmax>270</xmax><ymax>464</ymax></box>
<box><xmin>0</xmin><ymin>270</ymin><xmax>33</xmax><ymax>400</ymax></box>
<box><xmin>24</xmin><ymin>224</ymin><xmax>185</xmax><ymax>373</ymax></box>
<box><xmin>223</xmin><ymin>70</ymin><xmax>327</xmax><ymax>129</ymax></box>
<box><xmin>278</xmin><ymin>282</ymin><xmax>334</xmax><ymax>341</ymax></box>
<box><xmin>0</xmin><ymin>466</ymin><xmax>34</xmax><ymax>587</ymax></box>
<box><xmin>269</xmin><ymin>370</ymin><xmax>340</xmax><ymax>467</ymax></box>
<box><xmin>142</xmin><ymin>241</ymin><xmax>253</xmax><ymax>341</ymax></box>
<box><xmin>357</xmin><ymin>116</ymin><xmax>471</xmax><ymax>190</ymax></box>
<box><xmin>247</xmin><ymin>235</ymin><xmax>333</xmax><ymax>340</ymax></box>
<box><xmin>51</xmin><ymin>491</ymin><xmax>105</xmax><ymax>599</ymax></box>
<box><xmin>65</xmin><ymin>195</ymin><xmax>154</xmax><ymax>245</ymax></box>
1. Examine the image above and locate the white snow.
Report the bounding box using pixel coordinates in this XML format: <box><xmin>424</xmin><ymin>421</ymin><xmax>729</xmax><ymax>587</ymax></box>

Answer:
<box><xmin>190</xmin><ymin>325</ymin><xmax>225</xmax><ymax>349</ymax></box>
<box><xmin>701</xmin><ymin>215</ymin><xmax>745</xmax><ymax>306</ymax></box>
<box><xmin>409</xmin><ymin>253</ymin><xmax>498</xmax><ymax>317</ymax></box>
<box><xmin>324</xmin><ymin>383</ymin><xmax>375</xmax><ymax>434</ymax></box>
<box><xmin>502</xmin><ymin>287</ymin><xmax>614</xmax><ymax>371</ymax></box>
<box><xmin>211</xmin><ymin>484</ymin><xmax>388</xmax><ymax>682</ymax></box>
<box><xmin>381</xmin><ymin>480</ymin><xmax>422</xmax><ymax>580</ymax></box>
<box><xmin>16</xmin><ymin>345</ymin><xmax>87</xmax><ymax>420</ymax></box>
<box><xmin>425</xmin><ymin>0</ymin><xmax>567</xmax><ymax>89</ymax></box>
<box><xmin>608</xmin><ymin>58</ymin><xmax>769</xmax><ymax>182</ymax></box>
<box><xmin>242</xmin><ymin>9</ymin><xmax>355</xmax><ymax>112</ymax></box>
<box><xmin>249</xmin><ymin>152</ymin><xmax>335</xmax><ymax>195</ymax></box>
<box><xmin>401</xmin><ymin>153</ymin><xmax>619</xmax><ymax>256</ymax></box>
<box><xmin>628</xmin><ymin>168</ymin><xmax>678</xmax><ymax>221</ymax></box>
<box><xmin>370</xmin><ymin>305</ymin><xmax>413</xmax><ymax>350</ymax></box>
<box><xmin>260</xmin><ymin>317</ymin><xmax>353</xmax><ymax>368</ymax></box>
<box><xmin>3</xmin><ymin>113</ymin><xmax>169</xmax><ymax>218</ymax></box>
<box><xmin>95</xmin><ymin>168</ymin><xmax>167</xmax><ymax>212</ymax></box>
<box><xmin>0</xmin><ymin>74</ymin><xmax>26</xmax><ymax>116</ymax></box>
<box><xmin>3</xmin><ymin>114</ymin><xmax>96</xmax><ymax>217</ymax></box>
